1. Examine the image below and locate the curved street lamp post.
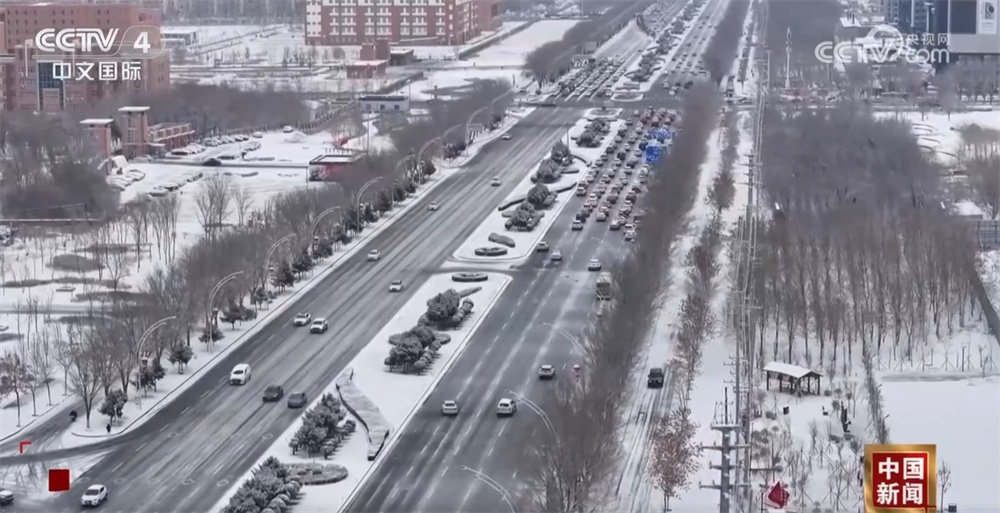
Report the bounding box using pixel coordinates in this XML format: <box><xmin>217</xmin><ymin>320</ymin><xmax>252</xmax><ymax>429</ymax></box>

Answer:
<box><xmin>134</xmin><ymin>316</ymin><xmax>176</xmax><ymax>408</ymax></box>
<box><xmin>460</xmin><ymin>466</ymin><xmax>518</xmax><ymax>513</ymax></box>
<box><xmin>206</xmin><ymin>271</ymin><xmax>244</xmax><ymax>352</ymax></box>
<box><xmin>355</xmin><ymin>177</ymin><xmax>384</xmax><ymax>229</ymax></box>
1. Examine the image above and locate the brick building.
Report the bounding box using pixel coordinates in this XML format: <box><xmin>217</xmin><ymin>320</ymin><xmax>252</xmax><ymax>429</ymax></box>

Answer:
<box><xmin>0</xmin><ymin>3</ymin><xmax>171</xmax><ymax>112</ymax></box>
<box><xmin>304</xmin><ymin>0</ymin><xmax>502</xmax><ymax>46</ymax></box>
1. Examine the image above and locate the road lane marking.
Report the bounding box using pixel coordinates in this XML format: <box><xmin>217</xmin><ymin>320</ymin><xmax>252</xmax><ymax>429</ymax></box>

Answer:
<box><xmin>182</xmin><ymin>478</ymin><xmax>194</xmax><ymax>486</ymax></box>
<box><xmin>111</xmin><ymin>462</ymin><xmax>124</xmax><ymax>473</ymax></box>
<box><xmin>201</xmin><ymin>390</ymin><xmax>212</xmax><ymax>398</ymax></box>
<box><xmin>137</xmin><ymin>442</ymin><xmax>148</xmax><ymax>452</ymax></box>
<box><xmin>180</xmin><ymin>406</ymin><xmax>191</xmax><ymax>415</ymax></box>
<box><xmin>159</xmin><ymin>424</ymin><xmax>170</xmax><ymax>432</ymax></box>
<box><xmin>406</xmin><ymin>465</ymin><xmax>416</xmax><ymax>479</ymax></box>
<box><xmin>439</xmin><ymin>465</ymin><xmax>449</xmax><ymax>478</ymax></box>
<box><xmin>216</xmin><ymin>479</ymin><xmax>230</xmax><ymax>487</ymax></box>
<box><xmin>213</xmin><ymin>463</ymin><xmax>225</xmax><ymax>476</ymax></box>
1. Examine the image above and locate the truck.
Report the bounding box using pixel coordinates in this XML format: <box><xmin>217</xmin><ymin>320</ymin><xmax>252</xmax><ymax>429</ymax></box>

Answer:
<box><xmin>596</xmin><ymin>272</ymin><xmax>612</xmax><ymax>300</ymax></box>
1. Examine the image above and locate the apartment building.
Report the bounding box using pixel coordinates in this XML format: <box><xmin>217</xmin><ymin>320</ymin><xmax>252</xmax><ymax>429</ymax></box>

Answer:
<box><xmin>304</xmin><ymin>0</ymin><xmax>502</xmax><ymax>46</ymax></box>
<box><xmin>0</xmin><ymin>2</ymin><xmax>171</xmax><ymax>112</ymax></box>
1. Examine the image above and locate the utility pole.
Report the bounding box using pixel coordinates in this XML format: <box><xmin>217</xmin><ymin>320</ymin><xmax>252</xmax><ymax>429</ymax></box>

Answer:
<box><xmin>699</xmin><ymin>423</ymin><xmax>751</xmax><ymax>513</ymax></box>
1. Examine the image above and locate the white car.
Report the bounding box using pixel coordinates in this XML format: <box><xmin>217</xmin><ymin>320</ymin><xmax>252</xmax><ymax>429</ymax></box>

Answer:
<box><xmin>80</xmin><ymin>484</ymin><xmax>107</xmax><ymax>507</ymax></box>
<box><xmin>538</xmin><ymin>364</ymin><xmax>556</xmax><ymax>380</ymax></box>
<box><xmin>0</xmin><ymin>488</ymin><xmax>13</xmax><ymax>505</ymax></box>
<box><xmin>491</xmin><ymin>177</ymin><xmax>501</xmax><ymax>186</ymax></box>
<box><xmin>572</xmin><ymin>220</ymin><xmax>584</xmax><ymax>231</ymax></box>
<box><xmin>283</xmin><ymin>125</ymin><xmax>294</xmax><ymax>133</ymax></box>
<box><xmin>367</xmin><ymin>249</ymin><xmax>381</xmax><ymax>261</ymax></box>
<box><xmin>252</xmin><ymin>131</ymin><xmax>264</xmax><ymax>138</ymax></box>
<box><xmin>496</xmin><ymin>398</ymin><xmax>517</xmax><ymax>417</ymax></box>
<box><xmin>501</xmin><ymin>133</ymin><xmax>512</xmax><ymax>140</ymax></box>
<box><xmin>389</xmin><ymin>280</ymin><xmax>404</xmax><ymax>292</ymax></box>
<box><xmin>588</xmin><ymin>259</ymin><xmax>602</xmax><ymax>271</ymax></box>
<box><xmin>551</xmin><ymin>250</ymin><xmax>563</xmax><ymax>262</ymax></box>
<box><xmin>310</xmin><ymin>318</ymin><xmax>329</xmax><ymax>333</ymax></box>
<box><xmin>624</xmin><ymin>230</ymin><xmax>636</xmax><ymax>241</ymax></box>
<box><xmin>441</xmin><ymin>400</ymin><xmax>460</xmax><ymax>416</ymax></box>
<box><xmin>230</xmin><ymin>364</ymin><xmax>251</xmax><ymax>385</ymax></box>
<box><xmin>595</xmin><ymin>212</ymin><xmax>608</xmax><ymax>222</ymax></box>
<box><xmin>293</xmin><ymin>313</ymin><xmax>312</xmax><ymax>326</ymax></box>
<box><xmin>428</xmin><ymin>201</ymin><xmax>440</xmax><ymax>211</ymax></box>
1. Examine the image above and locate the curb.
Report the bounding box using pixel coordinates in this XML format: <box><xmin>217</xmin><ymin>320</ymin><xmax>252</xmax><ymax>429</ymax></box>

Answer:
<box><xmin>336</xmin><ymin>273</ymin><xmax>511</xmax><ymax>513</ymax></box>
<box><xmin>67</xmin><ymin>174</ymin><xmax>450</xmax><ymax>441</ymax></box>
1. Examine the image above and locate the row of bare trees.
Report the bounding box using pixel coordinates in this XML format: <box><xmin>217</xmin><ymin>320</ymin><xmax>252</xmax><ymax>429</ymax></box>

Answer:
<box><xmin>524</xmin><ymin>2</ymin><xmax>643</xmax><ymax>85</ymax></box>
<box><xmin>0</xmin><ymin>114</ymin><xmax>119</xmax><ymax>219</ymax></box>
<box><xmin>22</xmin><ymin>80</ymin><xmax>516</xmax><ymax>426</ymax></box>
<box><xmin>522</xmin><ymin>83</ymin><xmax>721</xmax><ymax>512</ymax></box>
<box><xmin>742</xmin><ymin>102</ymin><xmax>978</xmax><ymax>378</ymax></box>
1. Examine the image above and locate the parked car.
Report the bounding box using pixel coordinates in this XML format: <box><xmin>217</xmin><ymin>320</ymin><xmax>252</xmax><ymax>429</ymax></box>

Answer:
<box><xmin>287</xmin><ymin>392</ymin><xmax>308</xmax><ymax>409</ymax></box>
<box><xmin>310</xmin><ymin>319</ymin><xmax>329</xmax><ymax>333</ymax></box>
<box><xmin>0</xmin><ymin>489</ymin><xmax>13</xmax><ymax>505</ymax></box>
<box><xmin>262</xmin><ymin>385</ymin><xmax>284</xmax><ymax>402</ymax></box>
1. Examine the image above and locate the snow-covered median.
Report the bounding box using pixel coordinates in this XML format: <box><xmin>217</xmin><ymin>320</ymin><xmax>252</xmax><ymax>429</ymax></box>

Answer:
<box><xmin>213</xmin><ymin>272</ymin><xmax>510</xmax><ymax>513</ymax></box>
<box><xmin>59</xmin><ymin>173</ymin><xmax>453</xmax><ymax>449</ymax></box>
<box><xmin>452</xmin><ymin>117</ymin><xmax>626</xmax><ymax>262</ymax></box>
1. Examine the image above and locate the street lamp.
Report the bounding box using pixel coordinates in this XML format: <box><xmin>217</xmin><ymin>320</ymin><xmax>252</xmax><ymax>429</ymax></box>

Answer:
<box><xmin>416</xmin><ymin>136</ymin><xmax>442</xmax><ymax>174</ymax></box>
<box><xmin>465</xmin><ymin>106</ymin><xmax>490</xmax><ymax>145</ymax></box>
<box><xmin>134</xmin><ymin>316</ymin><xmax>175</xmax><ymax>408</ymax></box>
<box><xmin>206</xmin><ymin>271</ymin><xmax>243</xmax><ymax>351</ymax></box>
<box><xmin>441</xmin><ymin>124</ymin><xmax>464</xmax><ymax>160</ymax></box>
<box><xmin>393</xmin><ymin>154</ymin><xmax>415</xmax><ymax>179</ymax></box>
<box><xmin>355</xmin><ymin>177</ymin><xmax>384</xmax><ymax>229</ymax></box>
<box><xmin>490</xmin><ymin>90</ymin><xmax>514</xmax><ymax>119</ymax></box>
<box><xmin>505</xmin><ymin>389</ymin><xmax>555</xmax><ymax>436</ymax></box>
<box><xmin>460</xmin><ymin>467</ymin><xmax>518</xmax><ymax>513</ymax></box>
<box><xmin>309</xmin><ymin>207</ymin><xmax>340</xmax><ymax>242</ymax></box>
<box><xmin>265</xmin><ymin>233</ymin><xmax>297</xmax><ymax>272</ymax></box>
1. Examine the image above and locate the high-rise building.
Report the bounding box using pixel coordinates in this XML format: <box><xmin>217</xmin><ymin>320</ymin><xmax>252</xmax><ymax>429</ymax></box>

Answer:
<box><xmin>0</xmin><ymin>3</ymin><xmax>171</xmax><ymax>112</ymax></box>
<box><xmin>304</xmin><ymin>0</ymin><xmax>502</xmax><ymax>46</ymax></box>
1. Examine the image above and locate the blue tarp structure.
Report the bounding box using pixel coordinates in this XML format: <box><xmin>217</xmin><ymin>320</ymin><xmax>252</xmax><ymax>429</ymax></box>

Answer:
<box><xmin>644</xmin><ymin>142</ymin><xmax>665</xmax><ymax>164</ymax></box>
<box><xmin>649</xmin><ymin>128</ymin><xmax>671</xmax><ymax>142</ymax></box>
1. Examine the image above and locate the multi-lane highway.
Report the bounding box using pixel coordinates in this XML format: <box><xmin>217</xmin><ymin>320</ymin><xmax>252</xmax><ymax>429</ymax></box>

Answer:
<box><xmin>346</xmin><ymin>172</ymin><xmax>618</xmax><ymax>513</ymax></box>
<box><xmin>0</xmin><ymin>107</ymin><xmax>583</xmax><ymax>513</ymax></box>
<box><xmin>655</xmin><ymin>0</ymin><xmax>732</xmax><ymax>94</ymax></box>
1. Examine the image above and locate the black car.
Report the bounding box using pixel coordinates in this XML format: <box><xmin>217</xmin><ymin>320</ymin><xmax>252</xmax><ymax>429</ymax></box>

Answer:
<box><xmin>648</xmin><ymin>368</ymin><xmax>665</xmax><ymax>388</ymax></box>
<box><xmin>0</xmin><ymin>489</ymin><xmax>13</xmax><ymax>505</ymax></box>
<box><xmin>262</xmin><ymin>385</ymin><xmax>284</xmax><ymax>402</ymax></box>
<box><xmin>287</xmin><ymin>392</ymin><xmax>308</xmax><ymax>409</ymax></box>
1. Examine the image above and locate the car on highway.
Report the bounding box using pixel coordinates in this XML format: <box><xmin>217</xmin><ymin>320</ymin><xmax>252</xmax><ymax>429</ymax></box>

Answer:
<box><xmin>428</xmin><ymin>201</ymin><xmax>440</xmax><ymax>211</ymax></box>
<box><xmin>588</xmin><ymin>259</ymin><xmax>602</xmax><ymax>271</ymax></box>
<box><xmin>230</xmin><ymin>364</ymin><xmax>251</xmax><ymax>385</ymax></box>
<box><xmin>80</xmin><ymin>484</ymin><xmax>108</xmax><ymax>507</ymax></box>
<box><xmin>293</xmin><ymin>313</ymin><xmax>312</xmax><ymax>326</ymax></box>
<box><xmin>610</xmin><ymin>219</ymin><xmax>621</xmax><ymax>231</ymax></box>
<box><xmin>442</xmin><ymin>400</ymin><xmax>460</xmax><ymax>416</ymax></box>
<box><xmin>0</xmin><ymin>489</ymin><xmax>13</xmax><ymax>505</ymax></box>
<box><xmin>551</xmin><ymin>250</ymin><xmax>563</xmax><ymax>262</ymax></box>
<box><xmin>491</xmin><ymin>177</ymin><xmax>501</xmax><ymax>186</ymax></box>
<box><xmin>389</xmin><ymin>280</ymin><xmax>405</xmax><ymax>292</ymax></box>
<box><xmin>624</xmin><ymin>230</ymin><xmax>637</xmax><ymax>241</ymax></box>
<box><xmin>536</xmin><ymin>241</ymin><xmax>550</xmax><ymax>252</ymax></box>
<box><xmin>287</xmin><ymin>392</ymin><xmax>308</xmax><ymax>409</ymax></box>
<box><xmin>262</xmin><ymin>385</ymin><xmax>284</xmax><ymax>402</ymax></box>
<box><xmin>538</xmin><ymin>364</ymin><xmax>556</xmax><ymax>380</ymax></box>
<box><xmin>648</xmin><ymin>367</ymin><xmax>665</xmax><ymax>388</ymax></box>
<box><xmin>572</xmin><ymin>220</ymin><xmax>584</xmax><ymax>231</ymax></box>
<box><xmin>310</xmin><ymin>318</ymin><xmax>329</xmax><ymax>333</ymax></box>
<box><xmin>496</xmin><ymin>398</ymin><xmax>517</xmax><ymax>417</ymax></box>
<box><xmin>367</xmin><ymin>249</ymin><xmax>382</xmax><ymax>261</ymax></box>
<box><xmin>596</xmin><ymin>211</ymin><xmax>608</xmax><ymax>222</ymax></box>
<box><xmin>502</xmin><ymin>133</ymin><xmax>512</xmax><ymax>140</ymax></box>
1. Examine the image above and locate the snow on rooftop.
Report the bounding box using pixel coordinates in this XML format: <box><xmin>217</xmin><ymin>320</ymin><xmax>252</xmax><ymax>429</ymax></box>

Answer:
<box><xmin>763</xmin><ymin>361</ymin><xmax>819</xmax><ymax>379</ymax></box>
<box><xmin>80</xmin><ymin>118</ymin><xmax>113</xmax><ymax>125</ymax></box>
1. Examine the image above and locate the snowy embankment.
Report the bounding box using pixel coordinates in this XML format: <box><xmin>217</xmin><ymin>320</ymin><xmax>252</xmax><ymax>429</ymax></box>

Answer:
<box><xmin>451</xmin><ymin>117</ymin><xmax>625</xmax><ymax>262</ymax></box>
<box><xmin>33</xmin><ymin>171</ymin><xmax>452</xmax><ymax>448</ymax></box>
<box><xmin>212</xmin><ymin>272</ymin><xmax>511</xmax><ymax>513</ymax></box>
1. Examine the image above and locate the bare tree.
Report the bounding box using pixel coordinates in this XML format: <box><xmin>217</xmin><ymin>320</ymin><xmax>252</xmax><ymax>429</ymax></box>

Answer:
<box><xmin>0</xmin><ymin>351</ymin><xmax>34</xmax><ymax>426</ymax></box>
<box><xmin>124</xmin><ymin>200</ymin><xmax>152</xmax><ymax>268</ymax></box>
<box><xmin>232</xmin><ymin>183</ymin><xmax>255</xmax><ymax>226</ymax></box>
<box><xmin>63</xmin><ymin>324</ymin><xmax>112</xmax><ymax>428</ymax></box>
<box><xmin>29</xmin><ymin>327</ymin><xmax>56</xmax><ymax>406</ymax></box>
<box><xmin>195</xmin><ymin>173</ymin><xmax>235</xmax><ymax>238</ymax></box>
<box><xmin>938</xmin><ymin>460</ymin><xmax>952</xmax><ymax>508</ymax></box>
<box><xmin>648</xmin><ymin>410</ymin><xmax>701</xmax><ymax>512</ymax></box>
<box><xmin>968</xmin><ymin>155</ymin><xmax>1000</xmax><ymax>219</ymax></box>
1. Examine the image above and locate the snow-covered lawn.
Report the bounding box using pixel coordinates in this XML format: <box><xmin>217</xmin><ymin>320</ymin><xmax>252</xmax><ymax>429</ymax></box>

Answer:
<box><xmin>460</xmin><ymin>20</ymin><xmax>582</xmax><ymax>68</ymax></box>
<box><xmin>0</xmin><ymin>451</ymin><xmax>109</xmax><ymax>502</ymax></box>
<box><xmin>212</xmin><ymin>272</ymin><xmax>511</xmax><ymax>513</ymax></box>
<box><xmin>451</xmin><ymin>117</ymin><xmax>624</xmax><ymax>262</ymax></box>
<box><xmin>878</xmin><ymin>110</ymin><xmax>1000</xmax><ymax>168</ymax></box>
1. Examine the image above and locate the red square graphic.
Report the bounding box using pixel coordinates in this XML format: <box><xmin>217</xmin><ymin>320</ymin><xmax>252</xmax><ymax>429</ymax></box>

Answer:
<box><xmin>48</xmin><ymin>468</ymin><xmax>71</xmax><ymax>492</ymax></box>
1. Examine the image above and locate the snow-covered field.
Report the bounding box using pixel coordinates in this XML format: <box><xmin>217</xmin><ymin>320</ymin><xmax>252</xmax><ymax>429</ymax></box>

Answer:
<box><xmin>213</xmin><ymin>272</ymin><xmax>511</xmax><ymax>513</ymax></box>
<box><xmin>451</xmin><ymin>117</ymin><xmax>624</xmax><ymax>262</ymax></box>
<box><xmin>878</xmin><ymin>110</ymin><xmax>1000</xmax><ymax>168</ymax></box>
<box><xmin>460</xmin><ymin>20</ymin><xmax>581</xmax><ymax>68</ymax></box>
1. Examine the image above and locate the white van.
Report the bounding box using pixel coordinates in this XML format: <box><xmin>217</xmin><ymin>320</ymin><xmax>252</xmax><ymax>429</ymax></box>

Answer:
<box><xmin>230</xmin><ymin>364</ymin><xmax>251</xmax><ymax>385</ymax></box>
